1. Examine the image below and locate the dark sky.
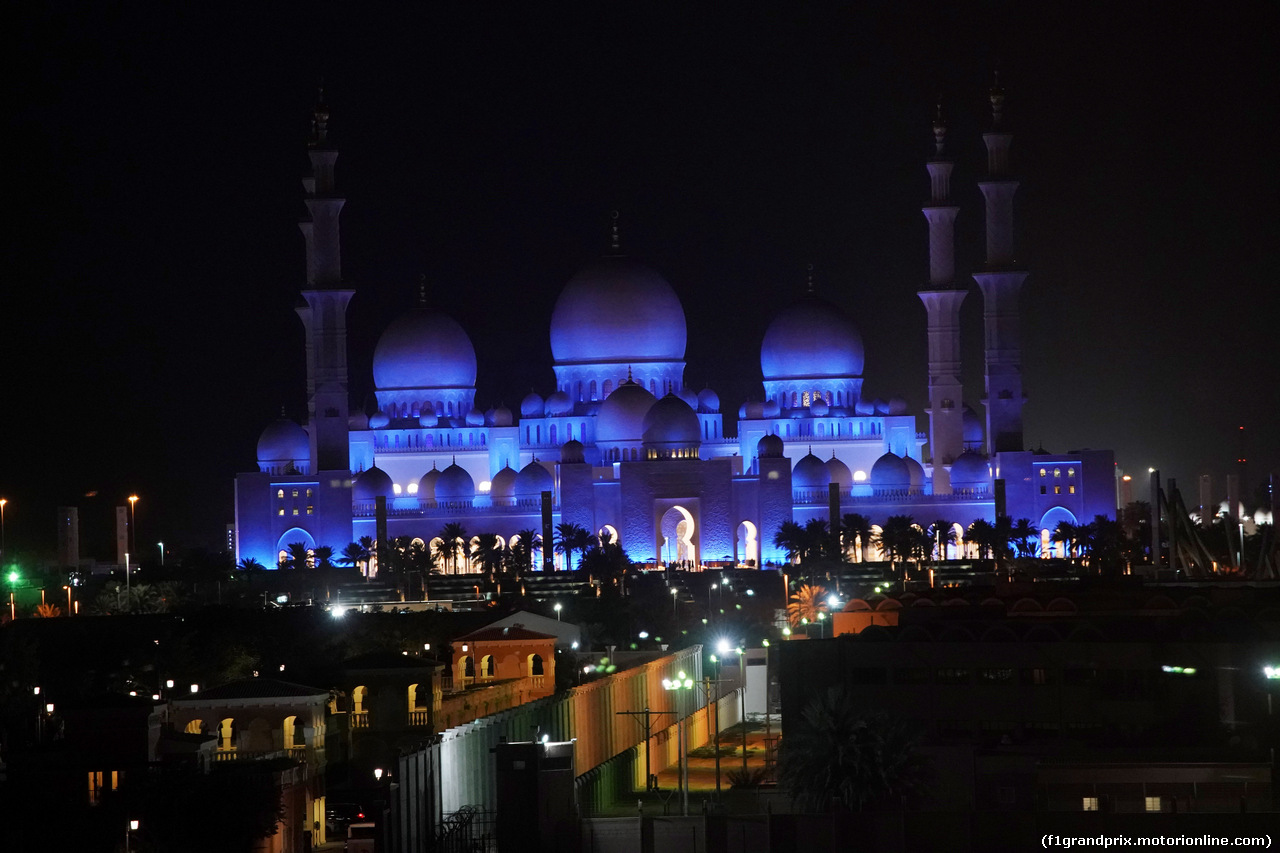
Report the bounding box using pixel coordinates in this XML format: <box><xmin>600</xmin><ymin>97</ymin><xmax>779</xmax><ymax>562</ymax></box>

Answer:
<box><xmin>4</xmin><ymin>3</ymin><xmax>1276</xmax><ymax>559</ymax></box>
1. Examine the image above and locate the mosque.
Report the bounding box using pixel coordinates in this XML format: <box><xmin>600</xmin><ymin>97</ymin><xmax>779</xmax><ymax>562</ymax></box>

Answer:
<box><xmin>233</xmin><ymin>90</ymin><xmax>1116</xmax><ymax>573</ymax></box>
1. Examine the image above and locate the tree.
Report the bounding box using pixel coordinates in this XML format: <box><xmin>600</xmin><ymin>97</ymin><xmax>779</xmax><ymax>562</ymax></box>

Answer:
<box><xmin>874</xmin><ymin>515</ymin><xmax>916</xmax><ymax>566</ymax></box>
<box><xmin>1011</xmin><ymin>518</ymin><xmax>1039</xmax><ymax>558</ymax></box>
<box><xmin>803</xmin><ymin>518</ymin><xmax>832</xmax><ymax>561</ymax></box>
<box><xmin>436</xmin><ymin>523</ymin><xmax>468</xmax><ymax>573</ymax></box>
<box><xmin>512</xmin><ymin>528</ymin><xmax>540</xmax><ymax>574</ymax></box>
<box><xmin>579</xmin><ymin>542</ymin><xmax>631</xmax><ymax>580</ymax></box>
<box><xmin>474</xmin><ymin>532</ymin><xmax>506</xmax><ymax>576</ymax></box>
<box><xmin>786</xmin><ymin>584</ymin><xmax>828</xmax><ymax>628</ymax></box>
<box><xmin>1052</xmin><ymin>521</ymin><xmax>1079</xmax><ymax>561</ymax></box>
<box><xmin>34</xmin><ymin>603</ymin><xmax>63</xmax><ymax>618</ymax></box>
<box><xmin>778</xmin><ymin>685</ymin><xmax>930</xmax><ymax>812</ymax></box>
<box><xmin>338</xmin><ymin>541</ymin><xmax>370</xmax><ymax>577</ymax></box>
<box><xmin>553</xmin><ymin>522</ymin><xmax>592</xmax><ymax>572</ymax></box>
<box><xmin>311</xmin><ymin>545</ymin><xmax>335</xmax><ymax>570</ymax></box>
<box><xmin>1083</xmin><ymin>514</ymin><xmax>1126</xmax><ymax>575</ymax></box>
<box><xmin>236</xmin><ymin>557</ymin><xmax>265</xmax><ymax>576</ymax></box>
<box><xmin>774</xmin><ymin>520</ymin><xmax>807</xmax><ymax>565</ymax></box>
<box><xmin>927</xmin><ymin>520</ymin><xmax>956</xmax><ymax>561</ymax></box>
<box><xmin>841</xmin><ymin>513</ymin><xmax>873</xmax><ymax>563</ymax></box>
<box><xmin>966</xmin><ymin>519</ymin><xmax>996</xmax><ymax>559</ymax></box>
<box><xmin>280</xmin><ymin>541</ymin><xmax>311</xmax><ymax>570</ymax></box>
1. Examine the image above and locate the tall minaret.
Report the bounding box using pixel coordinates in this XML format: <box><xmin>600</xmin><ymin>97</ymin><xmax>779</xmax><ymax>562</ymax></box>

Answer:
<box><xmin>972</xmin><ymin>75</ymin><xmax>1028</xmax><ymax>455</ymax></box>
<box><xmin>917</xmin><ymin>101</ymin><xmax>967</xmax><ymax>493</ymax></box>
<box><xmin>295</xmin><ymin>91</ymin><xmax>355</xmax><ymax>472</ymax></box>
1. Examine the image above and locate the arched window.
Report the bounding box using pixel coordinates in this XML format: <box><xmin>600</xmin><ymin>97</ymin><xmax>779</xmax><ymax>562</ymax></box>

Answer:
<box><xmin>602</xmin><ymin>379</ymin><xmax>613</xmax><ymax>397</ymax></box>
<box><xmin>589</xmin><ymin>380</ymin><xmax>597</xmax><ymax>400</ymax></box>
<box><xmin>549</xmin><ymin>424</ymin><xmax>557</xmax><ymax>444</ymax></box>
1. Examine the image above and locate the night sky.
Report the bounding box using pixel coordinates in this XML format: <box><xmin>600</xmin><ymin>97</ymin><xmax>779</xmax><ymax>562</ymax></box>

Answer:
<box><xmin>5</xmin><ymin>4</ymin><xmax>1276</xmax><ymax>559</ymax></box>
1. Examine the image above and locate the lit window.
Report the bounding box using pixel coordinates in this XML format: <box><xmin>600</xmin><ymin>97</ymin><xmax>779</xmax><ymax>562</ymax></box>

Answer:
<box><xmin>292</xmin><ymin>508</ymin><xmax>299</xmax><ymax>516</ymax></box>
<box><xmin>1144</xmin><ymin>796</ymin><xmax>1161</xmax><ymax>812</ymax></box>
<box><xmin>278</xmin><ymin>509</ymin><xmax>285</xmax><ymax>516</ymax></box>
<box><xmin>392</xmin><ymin>483</ymin><xmax>402</xmax><ymax>495</ymax></box>
<box><xmin>1082</xmin><ymin>797</ymin><xmax>1099</xmax><ymax>812</ymax></box>
<box><xmin>802</xmin><ymin>391</ymin><xmax>811</xmax><ymax>407</ymax></box>
<box><xmin>1054</xmin><ymin>486</ymin><xmax>1061</xmax><ymax>494</ymax></box>
<box><xmin>306</xmin><ymin>506</ymin><xmax>314</xmax><ymax>515</ymax></box>
<box><xmin>854</xmin><ymin>470</ymin><xmax>868</xmax><ymax>482</ymax></box>
<box><xmin>1039</xmin><ymin>468</ymin><xmax>1046</xmax><ymax>477</ymax></box>
<box><xmin>407</xmin><ymin>482</ymin><xmax>418</xmax><ymax>495</ymax></box>
<box><xmin>1069</xmin><ymin>485</ymin><xmax>1076</xmax><ymax>494</ymax></box>
<box><xmin>306</xmin><ymin>488</ymin><xmax>313</xmax><ymax>498</ymax></box>
<box><xmin>292</xmin><ymin>489</ymin><xmax>299</xmax><ymax>497</ymax></box>
<box><xmin>1053</xmin><ymin>468</ymin><xmax>1061</xmax><ymax>478</ymax></box>
<box><xmin>1067</xmin><ymin>468</ymin><xmax>1075</xmax><ymax>477</ymax></box>
<box><xmin>277</xmin><ymin>489</ymin><xmax>285</xmax><ymax>498</ymax></box>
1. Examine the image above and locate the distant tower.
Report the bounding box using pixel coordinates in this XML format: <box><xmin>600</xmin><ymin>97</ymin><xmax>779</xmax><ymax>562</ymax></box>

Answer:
<box><xmin>295</xmin><ymin>91</ymin><xmax>356</xmax><ymax>471</ymax></box>
<box><xmin>917</xmin><ymin>101</ymin><xmax>967</xmax><ymax>493</ymax></box>
<box><xmin>56</xmin><ymin>506</ymin><xmax>80</xmax><ymax>568</ymax></box>
<box><xmin>972</xmin><ymin>75</ymin><xmax>1029</xmax><ymax>455</ymax></box>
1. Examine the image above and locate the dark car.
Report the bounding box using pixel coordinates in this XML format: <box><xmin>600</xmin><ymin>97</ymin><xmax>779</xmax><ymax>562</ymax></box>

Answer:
<box><xmin>326</xmin><ymin>802</ymin><xmax>366</xmax><ymax>835</ymax></box>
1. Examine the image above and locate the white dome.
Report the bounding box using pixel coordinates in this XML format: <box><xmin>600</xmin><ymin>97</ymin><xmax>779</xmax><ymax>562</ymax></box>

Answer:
<box><xmin>550</xmin><ymin>258</ymin><xmax>687</xmax><ymax>365</ymax></box>
<box><xmin>418</xmin><ymin>465</ymin><xmax>441</xmax><ymax>501</ymax></box>
<box><xmin>256</xmin><ymin>418</ymin><xmax>309</xmax><ymax>472</ymax></box>
<box><xmin>761</xmin><ymin>294</ymin><xmax>864</xmax><ymax>381</ymax></box>
<box><xmin>489</xmin><ymin>465</ymin><xmax>518</xmax><ymax>501</ymax></box>
<box><xmin>491</xmin><ymin>405</ymin><xmax>514</xmax><ymax>427</ymax></box>
<box><xmin>596</xmin><ymin>380</ymin><xmax>657</xmax><ymax>443</ymax></box>
<box><xmin>642</xmin><ymin>394</ymin><xmax>701</xmax><ymax>448</ymax></box>
<box><xmin>697</xmin><ymin>388</ymin><xmax>720</xmax><ymax>413</ymax></box>
<box><xmin>372</xmin><ymin>310</ymin><xmax>477</xmax><ymax>391</ymax></box>
<box><xmin>545</xmin><ymin>391</ymin><xmax>574</xmax><ymax>415</ymax></box>
<box><xmin>521</xmin><ymin>391</ymin><xmax>545</xmax><ymax>417</ymax></box>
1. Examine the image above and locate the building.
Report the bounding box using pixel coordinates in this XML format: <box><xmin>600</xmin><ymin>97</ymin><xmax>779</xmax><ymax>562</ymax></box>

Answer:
<box><xmin>233</xmin><ymin>88</ymin><xmax>1115</xmax><ymax>573</ymax></box>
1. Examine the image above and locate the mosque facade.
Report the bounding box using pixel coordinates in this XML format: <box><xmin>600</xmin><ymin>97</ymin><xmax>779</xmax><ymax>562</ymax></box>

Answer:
<box><xmin>234</xmin><ymin>92</ymin><xmax>1116</xmax><ymax>572</ymax></box>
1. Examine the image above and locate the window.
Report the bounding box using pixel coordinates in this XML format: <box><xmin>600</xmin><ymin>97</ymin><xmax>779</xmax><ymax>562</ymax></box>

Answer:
<box><xmin>278</xmin><ymin>508</ymin><xmax>285</xmax><ymax>516</ymax></box>
<box><xmin>1069</xmin><ymin>485</ymin><xmax>1076</xmax><ymax>494</ymax></box>
<box><xmin>292</xmin><ymin>508</ymin><xmax>299</xmax><ymax>516</ymax></box>
<box><xmin>1022</xmin><ymin>668</ymin><xmax>1052</xmax><ymax>685</ymax></box>
<box><xmin>306</xmin><ymin>506</ymin><xmax>314</xmax><ymax>515</ymax></box>
<box><xmin>1067</xmin><ymin>467</ymin><xmax>1075</xmax><ymax>477</ymax></box>
<box><xmin>392</xmin><ymin>483</ymin><xmax>402</xmax><ymax>495</ymax></box>
<box><xmin>292</xmin><ymin>489</ymin><xmax>299</xmax><ymax>497</ymax></box>
<box><xmin>1039</xmin><ymin>468</ymin><xmax>1046</xmax><ymax>477</ymax></box>
<box><xmin>1054</xmin><ymin>486</ymin><xmax>1061</xmax><ymax>494</ymax></box>
<box><xmin>1082</xmin><ymin>797</ymin><xmax>1099</xmax><ymax>812</ymax></box>
<box><xmin>1040</xmin><ymin>486</ymin><xmax>1047</xmax><ymax>495</ymax></box>
<box><xmin>1053</xmin><ymin>468</ymin><xmax>1061</xmax><ymax>478</ymax></box>
<box><xmin>1144</xmin><ymin>796</ymin><xmax>1161</xmax><ymax>812</ymax></box>
<box><xmin>802</xmin><ymin>391</ymin><xmax>811</xmax><ymax>407</ymax></box>
<box><xmin>277</xmin><ymin>489</ymin><xmax>285</xmax><ymax>498</ymax></box>
<box><xmin>978</xmin><ymin>668</ymin><xmax>1016</xmax><ymax>684</ymax></box>
<box><xmin>306</xmin><ymin>488</ymin><xmax>313</xmax><ymax>498</ymax></box>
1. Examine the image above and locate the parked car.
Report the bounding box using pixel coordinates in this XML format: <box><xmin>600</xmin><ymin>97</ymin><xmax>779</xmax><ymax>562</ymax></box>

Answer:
<box><xmin>326</xmin><ymin>802</ymin><xmax>365</xmax><ymax>835</ymax></box>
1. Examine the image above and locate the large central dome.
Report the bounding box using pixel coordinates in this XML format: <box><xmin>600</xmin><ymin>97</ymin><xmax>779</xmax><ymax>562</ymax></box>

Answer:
<box><xmin>761</xmin><ymin>294</ymin><xmax>864</xmax><ymax>380</ymax></box>
<box><xmin>373</xmin><ymin>310</ymin><xmax>477</xmax><ymax>391</ymax></box>
<box><xmin>550</xmin><ymin>258</ymin><xmax>687</xmax><ymax>365</ymax></box>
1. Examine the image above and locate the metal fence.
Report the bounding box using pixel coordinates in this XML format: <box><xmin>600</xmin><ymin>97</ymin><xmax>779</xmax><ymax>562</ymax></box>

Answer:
<box><xmin>435</xmin><ymin>806</ymin><xmax>496</xmax><ymax>853</ymax></box>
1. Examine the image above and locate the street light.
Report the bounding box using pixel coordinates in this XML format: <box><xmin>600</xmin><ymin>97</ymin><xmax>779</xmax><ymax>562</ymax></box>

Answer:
<box><xmin>157</xmin><ymin>541</ymin><xmax>164</xmax><ymax>567</ymax></box>
<box><xmin>662</xmin><ymin>672</ymin><xmax>695</xmax><ymax>815</ymax></box>
<box><xmin>554</xmin><ymin>603</ymin><xmax>562</xmax><ymax>621</ymax></box>
<box><xmin>127</xmin><ymin>495</ymin><xmax>139</xmax><ymax>558</ymax></box>
<box><xmin>0</xmin><ymin>497</ymin><xmax>7</xmax><ymax>561</ymax></box>
<box><xmin>670</xmin><ymin>586</ymin><xmax>678</xmax><ymax>616</ymax></box>
<box><xmin>126</xmin><ymin>819</ymin><xmax>139</xmax><ymax>853</ymax></box>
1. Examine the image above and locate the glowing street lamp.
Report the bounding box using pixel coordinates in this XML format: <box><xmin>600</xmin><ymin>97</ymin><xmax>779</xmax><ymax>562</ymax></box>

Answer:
<box><xmin>554</xmin><ymin>602</ymin><xmax>562</xmax><ymax>621</ymax></box>
<box><xmin>157</xmin><ymin>541</ymin><xmax>164</xmax><ymax>567</ymax></box>
<box><xmin>0</xmin><ymin>497</ymin><xmax>7</xmax><ymax>561</ymax></box>
<box><xmin>127</xmin><ymin>495</ymin><xmax>139</xmax><ymax>557</ymax></box>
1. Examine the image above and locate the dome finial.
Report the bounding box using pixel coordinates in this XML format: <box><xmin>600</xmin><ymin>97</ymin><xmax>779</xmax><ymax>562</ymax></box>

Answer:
<box><xmin>626</xmin><ymin>365</ymin><xmax>634</xmax><ymax>384</ymax></box>
<box><xmin>932</xmin><ymin>96</ymin><xmax>947</xmax><ymax>156</ymax></box>
<box><xmin>309</xmin><ymin>84</ymin><xmax>330</xmax><ymax>148</ymax></box>
<box><xmin>806</xmin><ymin>263</ymin><xmax>815</xmax><ymax>294</ymax></box>
<box><xmin>609</xmin><ymin>209</ymin><xmax>622</xmax><ymax>255</ymax></box>
<box><xmin>417</xmin><ymin>273</ymin><xmax>428</xmax><ymax>308</ymax></box>
<box><xmin>989</xmin><ymin>67</ymin><xmax>1005</xmax><ymax>129</ymax></box>
<box><xmin>280</xmin><ymin>405</ymin><xmax>287</xmax><ymax>418</ymax></box>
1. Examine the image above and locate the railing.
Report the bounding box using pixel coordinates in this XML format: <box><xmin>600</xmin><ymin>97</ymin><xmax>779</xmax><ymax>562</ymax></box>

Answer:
<box><xmin>409</xmin><ymin>709</ymin><xmax>430</xmax><ymax>727</ymax></box>
<box><xmin>528</xmin><ymin>675</ymin><xmax>545</xmax><ymax>689</ymax></box>
<box><xmin>351</xmin><ymin>711</ymin><xmax>369</xmax><ymax>729</ymax></box>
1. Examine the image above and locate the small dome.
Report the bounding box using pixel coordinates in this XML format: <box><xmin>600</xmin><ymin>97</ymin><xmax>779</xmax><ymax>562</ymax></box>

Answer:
<box><xmin>872</xmin><ymin>399</ymin><xmax>889</xmax><ymax>415</ymax></box>
<box><xmin>761</xmin><ymin>294</ymin><xmax>865</xmax><ymax>381</ymax></box>
<box><xmin>369</xmin><ymin>411</ymin><xmax>391</xmax><ymax>429</ymax></box>
<box><xmin>545</xmin><ymin>391</ymin><xmax>574</xmax><ymax>416</ymax></box>
<box><xmin>762</xmin><ymin>400</ymin><xmax>781</xmax><ymax>418</ymax></box>
<box><xmin>870</xmin><ymin>452</ymin><xmax>910</xmax><ymax>491</ymax></box>
<box><xmin>372</xmin><ymin>310</ymin><xmax>477</xmax><ymax>391</ymax></box>
<box><xmin>903</xmin><ymin>455</ymin><xmax>925</xmax><ymax>488</ymax></box>
<box><xmin>353</xmin><ymin>466</ymin><xmax>394</xmax><ymax>501</ymax></box>
<box><xmin>677</xmin><ymin>387</ymin><xmax>699</xmax><ymax>410</ymax></box>
<box><xmin>743</xmin><ymin>401</ymin><xmax>765</xmax><ymax>420</ymax></box>
<box><xmin>789</xmin><ymin>407</ymin><xmax>809</xmax><ymax>420</ymax></box>
<box><xmin>810</xmin><ymin>398</ymin><xmax>830</xmax><ymax>417</ymax></box>
<box><xmin>418</xmin><ymin>464</ymin><xmax>441</xmax><ymax>501</ymax></box>
<box><xmin>491</xmin><ymin>404</ymin><xmax>514</xmax><ymax>427</ymax></box>
<box><xmin>854</xmin><ymin>400</ymin><xmax>875</xmax><ymax>416</ymax></box>
<box><xmin>596</xmin><ymin>380</ymin><xmax>658</xmax><ymax>443</ymax></box>
<box><xmin>435</xmin><ymin>461</ymin><xmax>476</xmax><ymax>503</ymax></box>
<box><xmin>641</xmin><ymin>393</ymin><xmax>701</xmax><ymax>447</ymax></box>
<box><xmin>514</xmin><ymin>459</ymin><xmax>553</xmax><ymax>498</ymax></box>
<box><xmin>521</xmin><ymin>391</ymin><xmax>545</xmax><ymax>417</ymax></box>
<box><xmin>698</xmin><ymin>388</ymin><xmax>720</xmax><ymax>413</ymax></box>
<box><xmin>962</xmin><ymin>406</ymin><xmax>984</xmax><ymax>445</ymax></box>
<box><xmin>561</xmin><ymin>439</ymin><xmax>586</xmax><ymax>464</ymax></box>
<box><xmin>489</xmin><ymin>465</ymin><xmax>519</xmax><ymax>501</ymax></box>
<box><xmin>950</xmin><ymin>450</ymin><xmax>991</xmax><ymax>489</ymax></box>
<box><xmin>465</xmin><ymin>407</ymin><xmax>485</xmax><ymax>427</ymax></box>
<box><xmin>826</xmin><ymin>455</ymin><xmax>852</xmax><ymax>489</ymax></box>
<box><xmin>550</xmin><ymin>257</ymin><xmax>687</xmax><ymax>365</ymax></box>
<box><xmin>256</xmin><ymin>418</ymin><xmax>309</xmax><ymax>471</ymax></box>
<box><xmin>757</xmin><ymin>434</ymin><xmax>785</xmax><ymax>458</ymax></box>
<box><xmin>792</xmin><ymin>450</ymin><xmax>830</xmax><ymax>490</ymax></box>
<box><xmin>888</xmin><ymin>397</ymin><xmax>908</xmax><ymax>416</ymax></box>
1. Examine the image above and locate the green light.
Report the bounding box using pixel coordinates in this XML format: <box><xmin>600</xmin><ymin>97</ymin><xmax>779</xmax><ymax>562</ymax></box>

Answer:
<box><xmin>6</xmin><ymin>570</ymin><xmax>18</xmax><ymax>585</ymax></box>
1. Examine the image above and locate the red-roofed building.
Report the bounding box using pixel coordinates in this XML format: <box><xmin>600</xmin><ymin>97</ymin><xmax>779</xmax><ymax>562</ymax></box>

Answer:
<box><xmin>452</xmin><ymin>624</ymin><xmax>556</xmax><ymax>698</ymax></box>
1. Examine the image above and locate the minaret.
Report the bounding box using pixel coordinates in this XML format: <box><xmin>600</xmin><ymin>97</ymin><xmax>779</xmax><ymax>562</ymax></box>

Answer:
<box><xmin>295</xmin><ymin>91</ymin><xmax>355</xmax><ymax>472</ymax></box>
<box><xmin>917</xmin><ymin>101</ymin><xmax>967</xmax><ymax>493</ymax></box>
<box><xmin>972</xmin><ymin>75</ymin><xmax>1029</xmax><ymax>455</ymax></box>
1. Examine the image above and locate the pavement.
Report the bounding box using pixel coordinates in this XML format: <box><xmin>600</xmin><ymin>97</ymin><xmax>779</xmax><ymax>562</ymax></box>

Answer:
<box><xmin>652</xmin><ymin>721</ymin><xmax>782</xmax><ymax>792</ymax></box>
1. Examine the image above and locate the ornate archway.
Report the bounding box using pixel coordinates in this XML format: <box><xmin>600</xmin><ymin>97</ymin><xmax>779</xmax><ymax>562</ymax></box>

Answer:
<box><xmin>660</xmin><ymin>505</ymin><xmax>696</xmax><ymax>566</ymax></box>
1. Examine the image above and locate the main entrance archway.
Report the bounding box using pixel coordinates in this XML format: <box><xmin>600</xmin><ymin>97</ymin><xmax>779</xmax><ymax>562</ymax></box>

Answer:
<box><xmin>660</xmin><ymin>505</ymin><xmax>697</xmax><ymax>566</ymax></box>
<box><xmin>736</xmin><ymin>521</ymin><xmax>758</xmax><ymax>566</ymax></box>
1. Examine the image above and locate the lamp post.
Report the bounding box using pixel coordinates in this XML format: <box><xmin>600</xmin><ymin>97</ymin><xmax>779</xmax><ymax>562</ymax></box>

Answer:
<box><xmin>662</xmin><ymin>672</ymin><xmax>696</xmax><ymax>816</ymax></box>
<box><xmin>670</xmin><ymin>586</ymin><xmax>678</xmax><ymax>617</ymax></box>
<box><xmin>0</xmin><ymin>497</ymin><xmax>7</xmax><ymax>562</ymax></box>
<box><xmin>157</xmin><ymin>541</ymin><xmax>164</xmax><ymax>567</ymax></box>
<box><xmin>127</xmin><ymin>495</ymin><xmax>139</xmax><ymax>558</ymax></box>
<box><xmin>554</xmin><ymin>602</ymin><xmax>562</xmax><ymax>621</ymax></box>
<box><xmin>63</xmin><ymin>585</ymin><xmax>71</xmax><ymax>614</ymax></box>
<box><xmin>126</xmin><ymin>819</ymin><xmax>139</xmax><ymax>853</ymax></box>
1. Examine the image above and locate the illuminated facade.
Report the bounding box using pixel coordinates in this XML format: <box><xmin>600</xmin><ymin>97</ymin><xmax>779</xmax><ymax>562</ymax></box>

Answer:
<box><xmin>233</xmin><ymin>92</ymin><xmax>1116</xmax><ymax>571</ymax></box>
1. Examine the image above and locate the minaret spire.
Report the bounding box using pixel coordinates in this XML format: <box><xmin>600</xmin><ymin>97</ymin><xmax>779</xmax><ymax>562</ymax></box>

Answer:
<box><xmin>917</xmin><ymin>96</ymin><xmax>966</xmax><ymax>492</ymax></box>
<box><xmin>973</xmin><ymin>73</ymin><xmax>1029</xmax><ymax>455</ymax></box>
<box><xmin>806</xmin><ymin>263</ymin><xmax>815</xmax><ymax>294</ymax></box>
<box><xmin>295</xmin><ymin>92</ymin><xmax>356</xmax><ymax>474</ymax></box>
<box><xmin>608</xmin><ymin>209</ymin><xmax>622</xmax><ymax>255</ymax></box>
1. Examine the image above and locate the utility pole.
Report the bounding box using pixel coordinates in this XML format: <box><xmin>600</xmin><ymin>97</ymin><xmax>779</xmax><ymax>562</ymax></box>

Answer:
<box><xmin>617</xmin><ymin>706</ymin><xmax>674</xmax><ymax>794</ymax></box>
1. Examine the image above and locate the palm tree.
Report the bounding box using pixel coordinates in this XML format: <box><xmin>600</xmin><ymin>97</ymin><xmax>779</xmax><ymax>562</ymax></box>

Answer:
<box><xmin>786</xmin><ymin>583</ymin><xmax>828</xmax><ymax>627</ymax></box>
<box><xmin>966</xmin><ymin>519</ymin><xmax>996</xmax><ymax>559</ymax></box>
<box><xmin>339</xmin><ymin>541</ymin><xmax>370</xmax><ymax>577</ymax></box>
<box><xmin>474</xmin><ymin>532</ymin><xmax>506</xmax><ymax>577</ymax></box>
<box><xmin>874</xmin><ymin>515</ymin><xmax>916</xmax><ymax>566</ymax></box>
<box><xmin>927</xmin><ymin>520</ymin><xmax>956</xmax><ymax>561</ymax></box>
<box><xmin>281</xmin><ymin>541</ymin><xmax>311</xmax><ymax>570</ymax></box>
<box><xmin>553</xmin><ymin>522</ymin><xmax>591</xmax><ymax>572</ymax></box>
<box><xmin>841</xmin><ymin>513</ymin><xmax>873</xmax><ymax>563</ymax></box>
<box><xmin>803</xmin><ymin>518</ymin><xmax>831</xmax><ymax>562</ymax></box>
<box><xmin>778</xmin><ymin>685</ymin><xmax>930</xmax><ymax>812</ymax></box>
<box><xmin>993</xmin><ymin>515</ymin><xmax>1015</xmax><ymax>565</ymax></box>
<box><xmin>1052</xmin><ymin>521</ymin><xmax>1079</xmax><ymax>561</ymax></box>
<box><xmin>774</xmin><ymin>520</ymin><xmax>807</xmax><ymax>565</ymax></box>
<box><xmin>312</xmin><ymin>545</ymin><xmax>335</xmax><ymax>570</ymax></box>
<box><xmin>1011</xmin><ymin>518</ymin><xmax>1039</xmax><ymax>558</ymax></box>
<box><xmin>236</xmin><ymin>557</ymin><xmax>265</xmax><ymax>575</ymax></box>
<box><xmin>437</xmin><ymin>522</ymin><xmax>469</xmax><ymax>573</ymax></box>
<box><xmin>513</xmin><ymin>528</ymin><xmax>540</xmax><ymax>574</ymax></box>
<box><xmin>35</xmin><ymin>602</ymin><xmax>63</xmax><ymax>618</ymax></box>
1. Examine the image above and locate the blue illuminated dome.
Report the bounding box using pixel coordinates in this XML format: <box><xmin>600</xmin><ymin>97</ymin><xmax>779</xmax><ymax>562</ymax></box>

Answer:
<box><xmin>418</xmin><ymin>464</ymin><xmax>441</xmax><ymax>501</ymax></box>
<box><xmin>256</xmin><ymin>418</ymin><xmax>309</xmax><ymax>474</ymax></box>
<box><xmin>962</xmin><ymin>406</ymin><xmax>984</xmax><ymax>447</ymax></box>
<box><xmin>903</xmin><ymin>455</ymin><xmax>925</xmax><ymax>489</ymax></box>
<box><xmin>520</xmin><ymin>391</ymin><xmax>545</xmax><ymax>417</ymax></box>
<box><xmin>353</xmin><ymin>466</ymin><xmax>393</xmax><ymax>501</ymax></box>
<box><xmin>545</xmin><ymin>391</ymin><xmax>574</xmax><ymax>415</ymax></box>
<box><xmin>596</xmin><ymin>380</ymin><xmax>658</xmax><ymax>443</ymax></box>
<box><xmin>950</xmin><ymin>450</ymin><xmax>991</xmax><ymax>491</ymax></box>
<box><xmin>550</xmin><ymin>258</ymin><xmax>687</xmax><ymax>365</ymax></box>
<box><xmin>435</xmin><ymin>461</ymin><xmax>476</xmax><ymax>503</ymax></box>
<box><xmin>641</xmin><ymin>394</ymin><xmax>701</xmax><ymax>447</ymax></box>
<box><xmin>697</xmin><ymin>388</ymin><xmax>720</xmax><ymax>413</ymax></box>
<box><xmin>761</xmin><ymin>294</ymin><xmax>864</xmax><ymax>380</ymax></box>
<box><xmin>561</xmin><ymin>439</ymin><xmax>586</xmax><ymax>464</ymax></box>
<box><xmin>514</xmin><ymin>460</ymin><xmax>554</xmax><ymax>499</ymax></box>
<box><xmin>792</xmin><ymin>450</ymin><xmax>829</xmax><ymax>489</ymax></box>
<box><xmin>490</xmin><ymin>404</ymin><xmax>514</xmax><ymax>427</ymax></box>
<box><xmin>372</xmin><ymin>310</ymin><xmax>477</xmax><ymax>391</ymax></box>
<box><xmin>869</xmin><ymin>452</ymin><xmax>909</xmax><ymax>492</ymax></box>
<box><xmin>489</xmin><ymin>465</ymin><xmax>518</xmax><ymax>502</ymax></box>
<box><xmin>826</xmin><ymin>455</ymin><xmax>852</xmax><ymax>489</ymax></box>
